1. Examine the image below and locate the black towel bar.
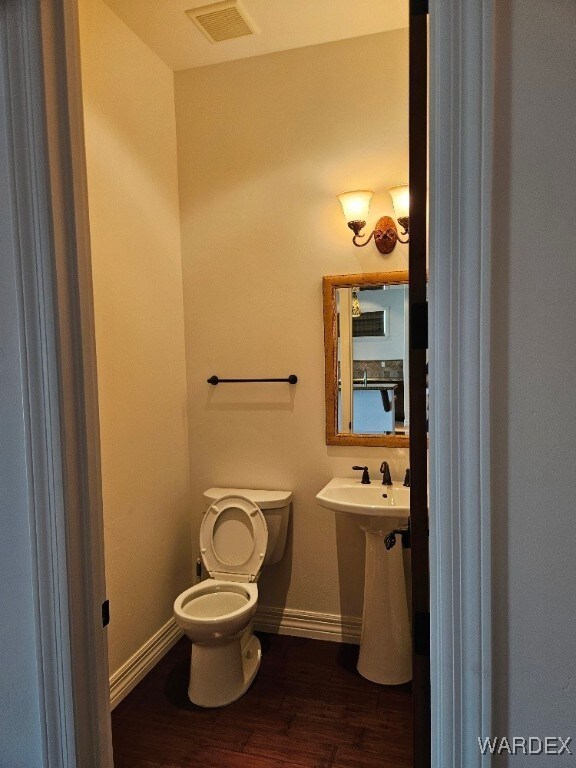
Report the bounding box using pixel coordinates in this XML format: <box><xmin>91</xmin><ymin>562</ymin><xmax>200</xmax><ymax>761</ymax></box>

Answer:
<box><xmin>207</xmin><ymin>375</ymin><xmax>298</xmax><ymax>385</ymax></box>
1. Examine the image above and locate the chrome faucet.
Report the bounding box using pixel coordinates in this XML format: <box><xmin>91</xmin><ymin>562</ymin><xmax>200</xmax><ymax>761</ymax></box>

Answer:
<box><xmin>380</xmin><ymin>461</ymin><xmax>393</xmax><ymax>485</ymax></box>
<box><xmin>353</xmin><ymin>465</ymin><xmax>371</xmax><ymax>484</ymax></box>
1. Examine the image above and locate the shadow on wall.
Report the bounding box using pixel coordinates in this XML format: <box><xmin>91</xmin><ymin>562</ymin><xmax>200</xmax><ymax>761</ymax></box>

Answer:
<box><xmin>334</xmin><ymin>513</ymin><xmax>366</xmax><ymax>632</ymax></box>
<box><xmin>205</xmin><ymin>384</ymin><xmax>296</xmax><ymax>412</ymax></box>
<box><xmin>255</xmin><ymin>500</ymin><xmax>294</xmax><ymax>626</ymax></box>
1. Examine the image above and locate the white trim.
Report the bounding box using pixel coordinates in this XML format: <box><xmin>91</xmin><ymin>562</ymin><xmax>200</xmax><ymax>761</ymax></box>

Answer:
<box><xmin>0</xmin><ymin>4</ymin><xmax>77</xmax><ymax>766</ymax></box>
<box><xmin>429</xmin><ymin>1</ymin><xmax>494</xmax><ymax>767</ymax></box>
<box><xmin>110</xmin><ymin>620</ymin><xmax>183</xmax><ymax>709</ymax></box>
<box><xmin>255</xmin><ymin>606</ymin><xmax>362</xmax><ymax>644</ymax></box>
<box><xmin>39</xmin><ymin>0</ymin><xmax>114</xmax><ymax>760</ymax></box>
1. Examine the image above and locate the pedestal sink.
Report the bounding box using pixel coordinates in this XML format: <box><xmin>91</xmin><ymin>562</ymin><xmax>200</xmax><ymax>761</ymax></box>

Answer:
<box><xmin>316</xmin><ymin>477</ymin><xmax>411</xmax><ymax>685</ymax></box>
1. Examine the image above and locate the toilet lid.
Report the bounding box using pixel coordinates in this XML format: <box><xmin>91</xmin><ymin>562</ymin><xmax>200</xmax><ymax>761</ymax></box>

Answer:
<box><xmin>199</xmin><ymin>495</ymin><xmax>268</xmax><ymax>582</ymax></box>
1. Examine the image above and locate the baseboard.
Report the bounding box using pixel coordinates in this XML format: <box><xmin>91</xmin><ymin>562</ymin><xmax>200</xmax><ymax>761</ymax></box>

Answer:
<box><xmin>108</xmin><ymin>609</ymin><xmax>359</xmax><ymax>708</ymax></box>
<box><xmin>109</xmin><ymin>618</ymin><xmax>183</xmax><ymax>709</ymax></box>
<box><xmin>254</xmin><ymin>605</ymin><xmax>362</xmax><ymax>644</ymax></box>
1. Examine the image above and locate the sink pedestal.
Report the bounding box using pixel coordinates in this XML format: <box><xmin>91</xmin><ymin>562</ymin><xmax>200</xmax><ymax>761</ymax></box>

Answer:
<box><xmin>315</xmin><ymin>478</ymin><xmax>413</xmax><ymax>685</ymax></box>
<box><xmin>357</xmin><ymin>526</ymin><xmax>412</xmax><ymax>685</ymax></box>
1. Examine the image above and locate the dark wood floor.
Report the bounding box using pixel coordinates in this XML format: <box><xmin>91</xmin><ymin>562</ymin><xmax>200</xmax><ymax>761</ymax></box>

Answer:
<box><xmin>112</xmin><ymin>633</ymin><xmax>413</xmax><ymax>768</ymax></box>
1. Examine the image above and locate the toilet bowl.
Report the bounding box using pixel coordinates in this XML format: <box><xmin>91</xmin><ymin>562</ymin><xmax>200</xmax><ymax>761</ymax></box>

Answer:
<box><xmin>174</xmin><ymin>580</ymin><xmax>257</xmax><ymax>643</ymax></box>
<box><xmin>174</xmin><ymin>579</ymin><xmax>260</xmax><ymax>707</ymax></box>
<box><xmin>173</xmin><ymin>489</ymin><xmax>291</xmax><ymax>708</ymax></box>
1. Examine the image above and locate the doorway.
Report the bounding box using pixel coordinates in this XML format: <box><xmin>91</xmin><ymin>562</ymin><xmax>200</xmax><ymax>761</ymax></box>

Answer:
<box><xmin>78</xmin><ymin>0</ymin><xmax>428</xmax><ymax>764</ymax></box>
<box><xmin>0</xmin><ymin>1</ymin><xmax>496</xmax><ymax>768</ymax></box>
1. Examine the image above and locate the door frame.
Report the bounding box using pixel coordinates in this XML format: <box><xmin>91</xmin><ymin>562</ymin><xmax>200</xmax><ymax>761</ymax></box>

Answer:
<box><xmin>0</xmin><ymin>0</ymin><xmax>113</xmax><ymax>765</ymax></box>
<box><xmin>408</xmin><ymin>1</ymin><xmax>430</xmax><ymax>765</ymax></box>
<box><xmin>1</xmin><ymin>0</ymin><xmax>493</xmax><ymax>766</ymax></box>
<box><xmin>429</xmin><ymin>2</ymin><xmax>494</xmax><ymax>766</ymax></box>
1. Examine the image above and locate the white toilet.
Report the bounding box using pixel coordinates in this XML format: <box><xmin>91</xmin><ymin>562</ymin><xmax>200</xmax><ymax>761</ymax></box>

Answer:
<box><xmin>173</xmin><ymin>487</ymin><xmax>291</xmax><ymax>708</ymax></box>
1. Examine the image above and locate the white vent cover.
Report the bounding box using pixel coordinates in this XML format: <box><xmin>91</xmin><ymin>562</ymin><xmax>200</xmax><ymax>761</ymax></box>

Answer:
<box><xmin>186</xmin><ymin>1</ymin><xmax>259</xmax><ymax>44</ymax></box>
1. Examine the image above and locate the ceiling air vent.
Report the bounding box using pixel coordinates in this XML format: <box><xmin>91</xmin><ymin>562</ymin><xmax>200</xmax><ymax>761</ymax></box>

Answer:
<box><xmin>186</xmin><ymin>1</ymin><xmax>259</xmax><ymax>44</ymax></box>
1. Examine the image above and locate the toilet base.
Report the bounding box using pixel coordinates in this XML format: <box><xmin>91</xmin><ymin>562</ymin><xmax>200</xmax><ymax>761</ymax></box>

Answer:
<box><xmin>188</xmin><ymin>631</ymin><xmax>261</xmax><ymax>708</ymax></box>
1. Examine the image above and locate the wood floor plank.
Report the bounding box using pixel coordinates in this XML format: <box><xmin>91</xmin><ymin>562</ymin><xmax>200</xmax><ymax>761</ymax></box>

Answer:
<box><xmin>353</xmin><ymin>726</ymin><xmax>413</xmax><ymax>763</ymax></box>
<box><xmin>377</xmin><ymin>683</ymin><xmax>413</xmax><ymax>709</ymax></box>
<box><xmin>214</xmin><ymin>704</ymin><xmax>292</xmax><ymax>735</ymax></box>
<box><xmin>287</xmin><ymin>712</ymin><xmax>361</xmax><ymax>749</ymax></box>
<box><xmin>161</xmin><ymin>746</ymin><xmax>290</xmax><ymax>768</ymax></box>
<box><xmin>110</xmin><ymin>759</ymin><xmax>163</xmax><ymax>768</ymax></box>
<box><xmin>331</xmin><ymin>746</ymin><xmax>413</xmax><ymax>768</ymax></box>
<box><xmin>243</xmin><ymin>730</ymin><xmax>335</xmax><ymax>768</ymax></box>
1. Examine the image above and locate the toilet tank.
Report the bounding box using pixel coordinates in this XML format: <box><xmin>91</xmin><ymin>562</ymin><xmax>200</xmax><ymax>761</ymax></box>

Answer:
<box><xmin>203</xmin><ymin>487</ymin><xmax>291</xmax><ymax>565</ymax></box>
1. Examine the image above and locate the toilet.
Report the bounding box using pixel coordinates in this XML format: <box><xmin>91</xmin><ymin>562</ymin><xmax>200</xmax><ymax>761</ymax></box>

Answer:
<box><xmin>173</xmin><ymin>487</ymin><xmax>291</xmax><ymax>707</ymax></box>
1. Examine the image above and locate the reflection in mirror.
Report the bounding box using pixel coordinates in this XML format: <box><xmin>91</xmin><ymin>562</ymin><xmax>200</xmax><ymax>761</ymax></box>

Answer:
<box><xmin>323</xmin><ymin>272</ymin><xmax>410</xmax><ymax>447</ymax></box>
<box><xmin>337</xmin><ymin>284</ymin><xmax>408</xmax><ymax>435</ymax></box>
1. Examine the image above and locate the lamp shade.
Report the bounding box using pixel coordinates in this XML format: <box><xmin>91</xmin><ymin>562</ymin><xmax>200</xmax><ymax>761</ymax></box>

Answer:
<box><xmin>388</xmin><ymin>185</ymin><xmax>410</xmax><ymax>219</ymax></box>
<box><xmin>337</xmin><ymin>190</ymin><xmax>373</xmax><ymax>223</ymax></box>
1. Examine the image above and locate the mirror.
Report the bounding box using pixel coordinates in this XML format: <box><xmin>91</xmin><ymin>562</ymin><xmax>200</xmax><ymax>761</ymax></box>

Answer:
<box><xmin>323</xmin><ymin>271</ymin><xmax>410</xmax><ymax>447</ymax></box>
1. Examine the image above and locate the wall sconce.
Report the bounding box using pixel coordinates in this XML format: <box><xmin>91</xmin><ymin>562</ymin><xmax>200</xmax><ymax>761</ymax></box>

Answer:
<box><xmin>337</xmin><ymin>185</ymin><xmax>410</xmax><ymax>254</ymax></box>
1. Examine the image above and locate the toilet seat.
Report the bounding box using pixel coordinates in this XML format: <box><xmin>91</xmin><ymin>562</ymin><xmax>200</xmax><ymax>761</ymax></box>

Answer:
<box><xmin>200</xmin><ymin>495</ymin><xmax>268</xmax><ymax>583</ymax></box>
<box><xmin>180</xmin><ymin>588</ymin><xmax>248</xmax><ymax>620</ymax></box>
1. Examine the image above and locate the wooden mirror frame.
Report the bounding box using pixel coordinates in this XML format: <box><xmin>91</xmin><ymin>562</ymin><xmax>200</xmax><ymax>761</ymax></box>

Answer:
<box><xmin>322</xmin><ymin>271</ymin><xmax>410</xmax><ymax>447</ymax></box>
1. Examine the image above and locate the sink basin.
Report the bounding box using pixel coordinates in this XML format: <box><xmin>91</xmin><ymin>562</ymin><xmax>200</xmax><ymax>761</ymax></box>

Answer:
<box><xmin>316</xmin><ymin>477</ymin><xmax>409</xmax><ymax>518</ymax></box>
<box><xmin>316</xmin><ymin>476</ymin><xmax>412</xmax><ymax>686</ymax></box>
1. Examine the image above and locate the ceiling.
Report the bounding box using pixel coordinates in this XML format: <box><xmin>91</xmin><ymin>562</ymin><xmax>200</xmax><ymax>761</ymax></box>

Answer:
<box><xmin>102</xmin><ymin>0</ymin><xmax>408</xmax><ymax>71</ymax></box>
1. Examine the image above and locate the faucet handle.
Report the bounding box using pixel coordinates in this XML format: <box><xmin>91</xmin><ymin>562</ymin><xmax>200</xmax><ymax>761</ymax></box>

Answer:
<box><xmin>403</xmin><ymin>468</ymin><xmax>411</xmax><ymax>487</ymax></box>
<box><xmin>380</xmin><ymin>461</ymin><xmax>393</xmax><ymax>486</ymax></box>
<box><xmin>352</xmin><ymin>465</ymin><xmax>371</xmax><ymax>485</ymax></box>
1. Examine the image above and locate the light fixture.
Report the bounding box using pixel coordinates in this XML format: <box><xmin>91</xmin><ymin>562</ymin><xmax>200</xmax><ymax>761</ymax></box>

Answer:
<box><xmin>337</xmin><ymin>185</ymin><xmax>410</xmax><ymax>254</ymax></box>
<box><xmin>351</xmin><ymin>289</ymin><xmax>361</xmax><ymax>318</ymax></box>
<box><xmin>388</xmin><ymin>185</ymin><xmax>410</xmax><ymax>239</ymax></box>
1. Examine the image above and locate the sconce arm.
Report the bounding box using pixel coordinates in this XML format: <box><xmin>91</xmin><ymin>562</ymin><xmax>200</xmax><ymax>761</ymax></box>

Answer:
<box><xmin>352</xmin><ymin>230</ymin><xmax>376</xmax><ymax>247</ymax></box>
<box><xmin>396</xmin><ymin>216</ymin><xmax>410</xmax><ymax>243</ymax></box>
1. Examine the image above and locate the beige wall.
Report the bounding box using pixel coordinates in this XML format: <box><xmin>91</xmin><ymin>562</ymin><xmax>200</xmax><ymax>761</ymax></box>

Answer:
<box><xmin>492</xmin><ymin>0</ymin><xmax>576</xmax><ymax>739</ymax></box>
<box><xmin>175</xmin><ymin>30</ymin><xmax>409</xmax><ymax>621</ymax></box>
<box><xmin>79</xmin><ymin>0</ymin><xmax>191</xmax><ymax>675</ymax></box>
